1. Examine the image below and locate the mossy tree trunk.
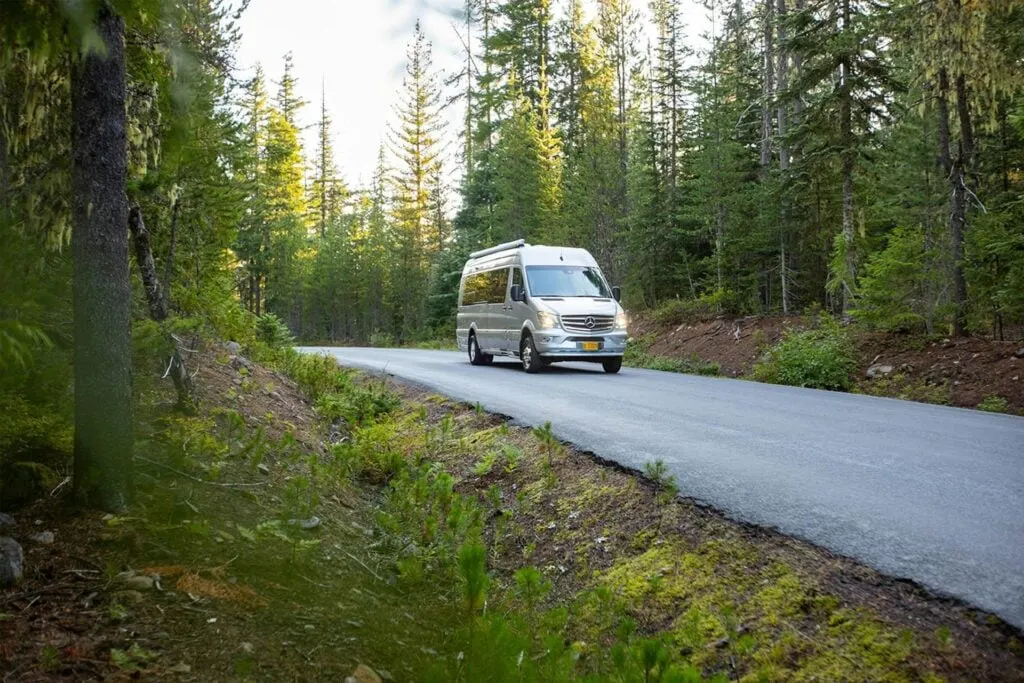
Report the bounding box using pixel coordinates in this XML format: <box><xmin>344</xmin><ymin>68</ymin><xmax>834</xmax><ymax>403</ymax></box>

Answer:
<box><xmin>71</xmin><ymin>6</ymin><xmax>133</xmax><ymax>511</ymax></box>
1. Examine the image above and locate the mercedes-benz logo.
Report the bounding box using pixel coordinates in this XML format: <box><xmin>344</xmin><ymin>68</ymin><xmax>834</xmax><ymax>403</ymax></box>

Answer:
<box><xmin>584</xmin><ymin>316</ymin><xmax>596</xmax><ymax>329</ymax></box>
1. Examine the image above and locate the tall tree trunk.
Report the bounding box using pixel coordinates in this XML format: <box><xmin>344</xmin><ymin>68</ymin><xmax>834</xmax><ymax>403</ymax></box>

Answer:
<box><xmin>71</xmin><ymin>7</ymin><xmax>132</xmax><ymax>512</ymax></box>
<box><xmin>777</xmin><ymin>0</ymin><xmax>790</xmax><ymax>313</ymax></box>
<box><xmin>838</xmin><ymin>0</ymin><xmax>855</xmax><ymax>313</ymax></box>
<box><xmin>951</xmin><ymin>73</ymin><xmax>973</xmax><ymax>336</ymax></box>
<box><xmin>128</xmin><ymin>205</ymin><xmax>193</xmax><ymax>408</ymax></box>
<box><xmin>760</xmin><ymin>0</ymin><xmax>774</xmax><ymax>171</ymax></box>
<box><xmin>163</xmin><ymin>197</ymin><xmax>179</xmax><ymax>313</ymax></box>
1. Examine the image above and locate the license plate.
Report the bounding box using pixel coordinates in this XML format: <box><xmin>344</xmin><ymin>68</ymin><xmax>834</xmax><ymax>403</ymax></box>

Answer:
<box><xmin>581</xmin><ymin>341</ymin><xmax>601</xmax><ymax>351</ymax></box>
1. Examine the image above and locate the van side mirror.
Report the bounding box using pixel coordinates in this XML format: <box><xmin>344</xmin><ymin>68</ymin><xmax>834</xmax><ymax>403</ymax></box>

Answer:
<box><xmin>612</xmin><ymin>286</ymin><xmax>621</xmax><ymax>302</ymax></box>
<box><xmin>510</xmin><ymin>284</ymin><xmax>526</xmax><ymax>303</ymax></box>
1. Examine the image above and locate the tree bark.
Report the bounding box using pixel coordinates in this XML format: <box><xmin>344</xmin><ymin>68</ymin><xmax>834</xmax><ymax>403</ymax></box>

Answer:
<box><xmin>71</xmin><ymin>7</ymin><xmax>133</xmax><ymax>512</ymax></box>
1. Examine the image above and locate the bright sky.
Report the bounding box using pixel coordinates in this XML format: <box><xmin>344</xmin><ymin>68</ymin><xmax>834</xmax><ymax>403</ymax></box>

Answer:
<box><xmin>235</xmin><ymin>0</ymin><xmax>709</xmax><ymax>189</ymax></box>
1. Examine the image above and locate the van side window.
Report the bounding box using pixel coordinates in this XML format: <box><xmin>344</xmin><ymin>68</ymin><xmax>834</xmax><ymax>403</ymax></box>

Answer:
<box><xmin>462</xmin><ymin>272</ymin><xmax>490</xmax><ymax>305</ymax></box>
<box><xmin>488</xmin><ymin>268</ymin><xmax>509</xmax><ymax>303</ymax></box>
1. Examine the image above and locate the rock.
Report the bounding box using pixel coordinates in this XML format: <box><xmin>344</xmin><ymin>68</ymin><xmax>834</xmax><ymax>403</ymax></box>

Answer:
<box><xmin>346</xmin><ymin>664</ymin><xmax>382</xmax><ymax>683</ymax></box>
<box><xmin>119</xmin><ymin>573</ymin><xmax>156</xmax><ymax>591</ymax></box>
<box><xmin>866</xmin><ymin>364</ymin><xmax>894</xmax><ymax>380</ymax></box>
<box><xmin>288</xmin><ymin>516</ymin><xmax>321</xmax><ymax>530</ymax></box>
<box><xmin>0</xmin><ymin>537</ymin><xmax>24</xmax><ymax>586</ymax></box>
<box><xmin>0</xmin><ymin>513</ymin><xmax>15</xmax><ymax>527</ymax></box>
<box><xmin>257</xmin><ymin>463</ymin><xmax>270</xmax><ymax>475</ymax></box>
<box><xmin>225</xmin><ymin>341</ymin><xmax>242</xmax><ymax>354</ymax></box>
<box><xmin>1015</xmin><ymin>347</ymin><xmax>1024</xmax><ymax>359</ymax></box>
<box><xmin>168</xmin><ymin>663</ymin><xmax>192</xmax><ymax>674</ymax></box>
<box><xmin>232</xmin><ymin>355</ymin><xmax>255</xmax><ymax>373</ymax></box>
<box><xmin>29</xmin><ymin>531</ymin><xmax>55</xmax><ymax>545</ymax></box>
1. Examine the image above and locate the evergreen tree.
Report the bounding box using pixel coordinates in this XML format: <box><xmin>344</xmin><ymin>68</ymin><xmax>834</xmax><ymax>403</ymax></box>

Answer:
<box><xmin>389</xmin><ymin>21</ymin><xmax>446</xmax><ymax>338</ymax></box>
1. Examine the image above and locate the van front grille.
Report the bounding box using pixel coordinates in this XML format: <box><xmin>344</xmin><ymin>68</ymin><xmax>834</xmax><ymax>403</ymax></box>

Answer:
<box><xmin>560</xmin><ymin>314</ymin><xmax>615</xmax><ymax>333</ymax></box>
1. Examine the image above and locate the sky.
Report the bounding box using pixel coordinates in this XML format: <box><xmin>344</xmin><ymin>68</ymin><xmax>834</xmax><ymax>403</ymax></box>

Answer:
<box><xmin>235</xmin><ymin>0</ymin><xmax>710</xmax><ymax>189</ymax></box>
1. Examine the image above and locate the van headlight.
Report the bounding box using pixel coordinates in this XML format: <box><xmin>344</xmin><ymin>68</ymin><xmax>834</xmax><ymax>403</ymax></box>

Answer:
<box><xmin>536</xmin><ymin>311</ymin><xmax>558</xmax><ymax>330</ymax></box>
<box><xmin>615</xmin><ymin>311</ymin><xmax>628</xmax><ymax>330</ymax></box>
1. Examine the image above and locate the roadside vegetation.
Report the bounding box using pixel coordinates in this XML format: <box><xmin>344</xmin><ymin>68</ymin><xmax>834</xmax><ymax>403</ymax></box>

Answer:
<box><xmin>5</xmin><ymin>339</ymin><xmax>1022</xmax><ymax>680</ymax></box>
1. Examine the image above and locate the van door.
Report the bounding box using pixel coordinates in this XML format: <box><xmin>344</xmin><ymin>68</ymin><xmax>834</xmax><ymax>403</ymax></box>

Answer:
<box><xmin>480</xmin><ymin>267</ymin><xmax>509</xmax><ymax>352</ymax></box>
<box><xmin>502</xmin><ymin>267</ymin><xmax>527</xmax><ymax>352</ymax></box>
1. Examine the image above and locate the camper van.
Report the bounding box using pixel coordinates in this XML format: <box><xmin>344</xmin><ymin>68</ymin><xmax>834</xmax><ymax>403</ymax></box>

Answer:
<box><xmin>456</xmin><ymin>240</ymin><xmax>628</xmax><ymax>374</ymax></box>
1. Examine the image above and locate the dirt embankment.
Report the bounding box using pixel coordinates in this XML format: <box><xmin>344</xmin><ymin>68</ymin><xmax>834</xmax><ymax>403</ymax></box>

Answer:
<box><xmin>631</xmin><ymin>313</ymin><xmax>1024</xmax><ymax>413</ymax></box>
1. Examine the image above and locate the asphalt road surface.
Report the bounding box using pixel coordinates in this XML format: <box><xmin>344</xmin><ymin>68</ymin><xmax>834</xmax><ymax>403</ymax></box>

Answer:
<box><xmin>298</xmin><ymin>347</ymin><xmax>1024</xmax><ymax>629</ymax></box>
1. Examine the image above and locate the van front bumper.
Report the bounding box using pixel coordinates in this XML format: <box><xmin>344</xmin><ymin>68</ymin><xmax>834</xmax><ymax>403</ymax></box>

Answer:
<box><xmin>533</xmin><ymin>331</ymin><xmax>628</xmax><ymax>358</ymax></box>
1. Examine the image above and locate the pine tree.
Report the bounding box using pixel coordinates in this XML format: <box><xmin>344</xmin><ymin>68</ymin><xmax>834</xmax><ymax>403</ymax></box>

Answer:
<box><xmin>389</xmin><ymin>20</ymin><xmax>447</xmax><ymax>339</ymax></box>
<box><xmin>788</xmin><ymin>0</ymin><xmax>897</xmax><ymax>312</ymax></box>
<box><xmin>236</xmin><ymin>65</ymin><xmax>271</xmax><ymax>315</ymax></box>
<box><xmin>310</xmin><ymin>84</ymin><xmax>344</xmax><ymax>238</ymax></box>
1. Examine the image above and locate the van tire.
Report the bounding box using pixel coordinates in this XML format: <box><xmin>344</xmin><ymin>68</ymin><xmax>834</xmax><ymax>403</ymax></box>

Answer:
<box><xmin>602</xmin><ymin>357</ymin><xmax>622</xmax><ymax>374</ymax></box>
<box><xmin>520</xmin><ymin>334</ymin><xmax>542</xmax><ymax>374</ymax></box>
<box><xmin>468</xmin><ymin>334</ymin><xmax>492</xmax><ymax>366</ymax></box>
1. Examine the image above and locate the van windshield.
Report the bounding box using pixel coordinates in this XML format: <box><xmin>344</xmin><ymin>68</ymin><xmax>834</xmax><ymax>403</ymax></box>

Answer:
<box><xmin>526</xmin><ymin>266</ymin><xmax>611</xmax><ymax>298</ymax></box>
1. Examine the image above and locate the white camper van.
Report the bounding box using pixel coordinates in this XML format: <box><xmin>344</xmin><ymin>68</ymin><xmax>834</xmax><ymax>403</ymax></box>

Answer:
<box><xmin>456</xmin><ymin>240</ymin><xmax>628</xmax><ymax>374</ymax></box>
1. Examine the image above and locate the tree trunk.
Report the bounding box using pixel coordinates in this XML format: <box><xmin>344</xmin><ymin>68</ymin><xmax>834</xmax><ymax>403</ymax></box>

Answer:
<box><xmin>776</xmin><ymin>0</ymin><xmax>790</xmax><ymax>313</ymax></box>
<box><xmin>838</xmin><ymin>0</ymin><xmax>855</xmax><ymax>313</ymax></box>
<box><xmin>128</xmin><ymin>205</ymin><xmax>194</xmax><ymax>408</ymax></box>
<box><xmin>950</xmin><ymin>73</ymin><xmax>973</xmax><ymax>336</ymax></box>
<box><xmin>129</xmin><ymin>206</ymin><xmax>167</xmax><ymax>321</ymax></box>
<box><xmin>760</xmin><ymin>0</ymin><xmax>774</xmax><ymax>171</ymax></box>
<box><xmin>163</xmin><ymin>197</ymin><xmax>179</xmax><ymax>312</ymax></box>
<box><xmin>71</xmin><ymin>7</ymin><xmax>133</xmax><ymax>512</ymax></box>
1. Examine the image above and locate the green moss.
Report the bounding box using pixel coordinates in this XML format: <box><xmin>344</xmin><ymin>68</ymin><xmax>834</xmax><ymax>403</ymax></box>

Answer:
<box><xmin>793</xmin><ymin>609</ymin><xmax>919</xmax><ymax>682</ymax></box>
<box><xmin>751</xmin><ymin>568</ymin><xmax>810</xmax><ymax>626</ymax></box>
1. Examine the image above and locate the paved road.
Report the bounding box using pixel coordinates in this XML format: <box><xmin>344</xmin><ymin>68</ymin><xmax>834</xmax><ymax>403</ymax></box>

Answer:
<box><xmin>299</xmin><ymin>347</ymin><xmax>1024</xmax><ymax>629</ymax></box>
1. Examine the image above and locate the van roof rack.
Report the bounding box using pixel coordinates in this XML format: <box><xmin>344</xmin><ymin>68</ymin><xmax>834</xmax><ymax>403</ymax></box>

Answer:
<box><xmin>469</xmin><ymin>239</ymin><xmax>527</xmax><ymax>260</ymax></box>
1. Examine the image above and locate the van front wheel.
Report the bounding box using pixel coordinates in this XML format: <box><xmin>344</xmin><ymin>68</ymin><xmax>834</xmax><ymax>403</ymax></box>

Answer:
<box><xmin>602</xmin><ymin>357</ymin><xmax>622</xmax><ymax>374</ymax></box>
<box><xmin>469</xmin><ymin>334</ymin><xmax>493</xmax><ymax>366</ymax></box>
<box><xmin>520</xmin><ymin>335</ymin><xmax>543</xmax><ymax>374</ymax></box>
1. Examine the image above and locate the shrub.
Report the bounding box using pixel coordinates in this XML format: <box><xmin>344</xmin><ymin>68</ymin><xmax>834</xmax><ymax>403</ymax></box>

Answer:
<box><xmin>255</xmin><ymin>313</ymin><xmax>294</xmax><ymax>348</ymax></box>
<box><xmin>369</xmin><ymin>330</ymin><xmax>396</xmax><ymax>348</ymax></box>
<box><xmin>752</xmin><ymin>316</ymin><xmax>856</xmax><ymax>391</ymax></box>
<box><xmin>978</xmin><ymin>395</ymin><xmax>1009</xmax><ymax>413</ymax></box>
<box><xmin>853</xmin><ymin>226</ymin><xmax>953</xmax><ymax>334</ymax></box>
<box><xmin>315</xmin><ymin>382</ymin><xmax>400</xmax><ymax>427</ymax></box>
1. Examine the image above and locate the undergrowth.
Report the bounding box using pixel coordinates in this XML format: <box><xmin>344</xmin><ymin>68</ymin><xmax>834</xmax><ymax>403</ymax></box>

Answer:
<box><xmin>751</xmin><ymin>316</ymin><xmax>857</xmax><ymax>391</ymax></box>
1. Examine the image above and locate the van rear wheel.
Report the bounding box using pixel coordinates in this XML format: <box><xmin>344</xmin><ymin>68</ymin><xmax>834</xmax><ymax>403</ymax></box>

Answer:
<box><xmin>469</xmin><ymin>334</ymin><xmax>493</xmax><ymax>366</ymax></box>
<box><xmin>602</xmin><ymin>357</ymin><xmax>622</xmax><ymax>374</ymax></box>
<box><xmin>520</xmin><ymin>335</ymin><xmax>543</xmax><ymax>374</ymax></box>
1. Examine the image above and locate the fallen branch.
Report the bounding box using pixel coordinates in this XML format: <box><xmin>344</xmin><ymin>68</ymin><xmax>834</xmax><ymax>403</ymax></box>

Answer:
<box><xmin>341</xmin><ymin>550</ymin><xmax>386</xmax><ymax>583</ymax></box>
<box><xmin>135</xmin><ymin>455</ymin><xmax>266</xmax><ymax>489</ymax></box>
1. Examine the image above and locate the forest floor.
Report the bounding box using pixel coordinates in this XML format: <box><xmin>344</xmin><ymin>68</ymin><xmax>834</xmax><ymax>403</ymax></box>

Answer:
<box><xmin>629</xmin><ymin>313</ymin><xmax>1024</xmax><ymax>414</ymax></box>
<box><xmin>2</xmin><ymin>344</ymin><xmax>1023</xmax><ymax>681</ymax></box>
